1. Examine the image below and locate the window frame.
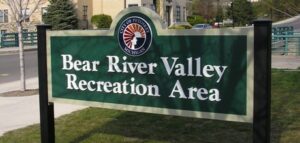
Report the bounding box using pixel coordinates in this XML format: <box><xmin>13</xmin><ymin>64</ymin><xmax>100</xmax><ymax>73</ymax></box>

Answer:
<box><xmin>176</xmin><ymin>6</ymin><xmax>181</xmax><ymax>22</ymax></box>
<box><xmin>128</xmin><ymin>4</ymin><xmax>139</xmax><ymax>7</ymax></box>
<box><xmin>0</xmin><ymin>9</ymin><xmax>9</xmax><ymax>23</ymax></box>
<box><xmin>22</xmin><ymin>8</ymin><xmax>30</xmax><ymax>22</ymax></box>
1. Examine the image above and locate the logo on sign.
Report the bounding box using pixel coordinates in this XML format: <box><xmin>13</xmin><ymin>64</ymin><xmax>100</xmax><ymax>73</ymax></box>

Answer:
<box><xmin>118</xmin><ymin>16</ymin><xmax>152</xmax><ymax>56</ymax></box>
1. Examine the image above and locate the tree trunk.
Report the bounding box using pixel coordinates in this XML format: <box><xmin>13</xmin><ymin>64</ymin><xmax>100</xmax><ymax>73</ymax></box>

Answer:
<box><xmin>17</xmin><ymin>22</ymin><xmax>26</xmax><ymax>91</ymax></box>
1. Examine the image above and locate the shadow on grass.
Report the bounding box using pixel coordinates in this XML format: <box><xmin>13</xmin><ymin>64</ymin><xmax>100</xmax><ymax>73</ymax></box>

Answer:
<box><xmin>66</xmin><ymin>71</ymin><xmax>299</xmax><ymax>143</ymax></box>
<box><xmin>1</xmin><ymin>71</ymin><xmax>298</xmax><ymax>143</ymax></box>
<box><xmin>68</xmin><ymin>110</ymin><xmax>252</xmax><ymax>143</ymax></box>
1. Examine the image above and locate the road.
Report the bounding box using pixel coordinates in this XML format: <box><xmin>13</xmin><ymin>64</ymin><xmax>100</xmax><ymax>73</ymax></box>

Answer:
<box><xmin>273</xmin><ymin>15</ymin><xmax>300</xmax><ymax>32</ymax></box>
<box><xmin>0</xmin><ymin>51</ymin><xmax>38</xmax><ymax>84</ymax></box>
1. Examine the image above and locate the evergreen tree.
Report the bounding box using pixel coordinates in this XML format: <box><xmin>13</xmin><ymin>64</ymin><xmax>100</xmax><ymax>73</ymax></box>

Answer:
<box><xmin>43</xmin><ymin>0</ymin><xmax>78</xmax><ymax>30</ymax></box>
<box><xmin>227</xmin><ymin>0</ymin><xmax>255</xmax><ymax>26</ymax></box>
<box><xmin>215</xmin><ymin>6</ymin><xmax>224</xmax><ymax>24</ymax></box>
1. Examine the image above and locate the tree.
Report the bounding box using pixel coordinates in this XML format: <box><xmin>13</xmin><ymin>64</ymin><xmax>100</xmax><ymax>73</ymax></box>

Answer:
<box><xmin>0</xmin><ymin>0</ymin><xmax>43</xmax><ymax>91</ymax></box>
<box><xmin>227</xmin><ymin>0</ymin><xmax>255</xmax><ymax>26</ymax></box>
<box><xmin>91</xmin><ymin>14</ymin><xmax>112</xmax><ymax>29</ymax></box>
<box><xmin>43</xmin><ymin>0</ymin><xmax>78</xmax><ymax>30</ymax></box>
<box><xmin>215</xmin><ymin>0</ymin><xmax>224</xmax><ymax>24</ymax></box>
<box><xmin>192</xmin><ymin>0</ymin><xmax>216</xmax><ymax>23</ymax></box>
<box><xmin>252</xmin><ymin>0</ymin><xmax>300</xmax><ymax>21</ymax></box>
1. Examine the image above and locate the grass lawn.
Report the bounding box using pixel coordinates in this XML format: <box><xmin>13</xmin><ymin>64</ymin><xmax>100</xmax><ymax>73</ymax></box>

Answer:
<box><xmin>0</xmin><ymin>70</ymin><xmax>299</xmax><ymax>143</ymax></box>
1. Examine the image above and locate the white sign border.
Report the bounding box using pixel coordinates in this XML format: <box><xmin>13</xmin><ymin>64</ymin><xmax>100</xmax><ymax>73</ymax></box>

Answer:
<box><xmin>46</xmin><ymin>7</ymin><xmax>254</xmax><ymax>123</ymax></box>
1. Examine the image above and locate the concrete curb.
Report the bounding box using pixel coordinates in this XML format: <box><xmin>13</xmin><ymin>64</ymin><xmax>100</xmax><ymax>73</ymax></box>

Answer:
<box><xmin>0</xmin><ymin>77</ymin><xmax>38</xmax><ymax>94</ymax></box>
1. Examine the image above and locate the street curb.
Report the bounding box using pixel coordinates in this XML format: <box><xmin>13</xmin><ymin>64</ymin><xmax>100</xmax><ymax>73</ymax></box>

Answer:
<box><xmin>0</xmin><ymin>47</ymin><xmax>37</xmax><ymax>55</ymax></box>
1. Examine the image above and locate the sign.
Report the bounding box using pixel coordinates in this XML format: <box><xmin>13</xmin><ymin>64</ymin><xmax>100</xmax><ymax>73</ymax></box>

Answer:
<box><xmin>47</xmin><ymin>7</ymin><xmax>254</xmax><ymax>122</ymax></box>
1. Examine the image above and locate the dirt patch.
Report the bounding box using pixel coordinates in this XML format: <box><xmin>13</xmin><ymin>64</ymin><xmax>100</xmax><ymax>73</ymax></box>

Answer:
<box><xmin>0</xmin><ymin>89</ymin><xmax>39</xmax><ymax>97</ymax></box>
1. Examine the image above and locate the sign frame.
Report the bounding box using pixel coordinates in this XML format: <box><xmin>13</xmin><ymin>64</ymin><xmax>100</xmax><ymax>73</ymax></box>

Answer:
<box><xmin>46</xmin><ymin>8</ymin><xmax>254</xmax><ymax>123</ymax></box>
<box><xmin>38</xmin><ymin>7</ymin><xmax>271</xmax><ymax>143</ymax></box>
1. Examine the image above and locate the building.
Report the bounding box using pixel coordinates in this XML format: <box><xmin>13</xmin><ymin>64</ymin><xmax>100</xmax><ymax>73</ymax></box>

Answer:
<box><xmin>75</xmin><ymin>0</ymin><xmax>189</xmax><ymax>29</ymax></box>
<box><xmin>157</xmin><ymin>0</ymin><xmax>189</xmax><ymax>26</ymax></box>
<box><xmin>0</xmin><ymin>0</ymin><xmax>49</xmax><ymax>33</ymax></box>
<box><xmin>0</xmin><ymin>0</ymin><xmax>189</xmax><ymax>33</ymax></box>
<box><xmin>248</xmin><ymin>0</ymin><xmax>260</xmax><ymax>2</ymax></box>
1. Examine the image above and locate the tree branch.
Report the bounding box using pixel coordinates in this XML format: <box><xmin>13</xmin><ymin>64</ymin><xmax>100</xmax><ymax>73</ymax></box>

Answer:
<box><xmin>261</xmin><ymin>0</ymin><xmax>293</xmax><ymax>18</ymax></box>
<box><xmin>5</xmin><ymin>0</ymin><xmax>19</xmax><ymax>22</ymax></box>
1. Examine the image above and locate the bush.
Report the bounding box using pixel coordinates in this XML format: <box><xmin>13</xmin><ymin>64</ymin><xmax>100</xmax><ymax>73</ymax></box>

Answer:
<box><xmin>169</xmin><ymin>25</ymin><xmax>192</xmax><ymax>29</ymax></box>
<box><xmin>91</xmin><ymin>14</ymin><xmax>112</xmax><ymax>29</ymax></box>
<box><xmin>187</xmin><ymin>15</ymin><xmax>206</xmax><ymax>26</ymax></box>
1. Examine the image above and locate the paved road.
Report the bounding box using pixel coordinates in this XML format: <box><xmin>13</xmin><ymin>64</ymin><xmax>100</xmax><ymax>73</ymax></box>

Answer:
<box><xmin>0</xmin><ymin>51</ymin><xmax>38</xmax><ymax>84</ymax></box>
<box><xmin>273</xmin><ymin>15</ymin><xmax>300</xmax><ymax>32</ymax></box>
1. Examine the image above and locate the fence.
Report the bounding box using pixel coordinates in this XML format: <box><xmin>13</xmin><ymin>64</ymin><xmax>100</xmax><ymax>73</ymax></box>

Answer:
<box><xmin>0</xmin><ymin>32</ymin><xmax>37</xmax><ymax>48</ymax></box>
<box><xmin>272</xmin><ymin>26</ymin><xmax>300</xmax><ymax>56</ymax></box>
<box><xmin>0</xmin><ymin>28</ymin><xmax>299</xmax><ymax>56</ymax></box>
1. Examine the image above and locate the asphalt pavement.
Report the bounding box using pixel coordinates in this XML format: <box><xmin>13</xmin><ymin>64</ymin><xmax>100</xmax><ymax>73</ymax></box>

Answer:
<box><xmin>0</xmin><ymin>51</ymin><xmax>38</xmax><ymax>84</ymax></box>
<box><xmin>273</xmin><ymin>15</ymin><xmax>300</xmax><ymax>32</ymax></box>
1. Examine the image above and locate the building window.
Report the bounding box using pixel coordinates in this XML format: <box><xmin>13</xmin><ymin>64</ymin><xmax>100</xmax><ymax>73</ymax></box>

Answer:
<box><xmin>22</xmin><ymin>9</ymin><xmax>30</xmax><ymax>22</ymax></box>
<box><xmin>183</xmin><ymin>7</ymin><xmax>186</xmax><ymax>21</ymax></box>
<box><xmin>176</xmin><ymin>6</ymin><xmax>181</xmax><ymax>22</ymax></box>
<box><xmin>128</xmin><ymin>4</ymin><xmax>138</xmax><ymax>7</ymax></box>
<box><xmin>41</xmin><ymin>7</ymin><xmax>47</xmax><ymax>14</ymax></box>
<box><xmin>41</xmin><ymin>7</ymin><xmax>47</xmax><ymax>15</ymax></box>
<box><xmin>41</xmin><ymin>7</ymin><xmax>47</xmax><ymax>23</ymax></box>
<box><xmin>1</xmin><ymin>30</ymin><xmax>7</xmax><ymax>34</ymax></box>
<box><xmin>150</xmin><ymin>4</ymin><xmax>155</xmax><ymax>11</ymax></box>
<box><xmin>142</xmin><ymin>3</ymin><xmax>147</xmax><ymax>7</ymax></box>
<box><xmin>0</xmin><ymin>10</ymin><xmax>8</xmax><ymax>23</ymax></box>
<box><xmin>83</xmin><ymin>5</ymin><xmax>88</xmax><ymax>20</ymax></box>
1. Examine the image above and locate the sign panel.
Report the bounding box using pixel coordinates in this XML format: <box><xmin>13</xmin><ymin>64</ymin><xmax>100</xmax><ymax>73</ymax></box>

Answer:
<box><xmin>47</xmin><ymin>8</ymin><xmax>254</xmax><ymax>122</ymax></box>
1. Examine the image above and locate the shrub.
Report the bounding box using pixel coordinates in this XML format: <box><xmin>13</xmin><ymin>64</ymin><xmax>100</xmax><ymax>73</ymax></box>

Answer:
<box><xmin>91</xmin><ymin>14</ymin><xmax>112</xmax><ymax>29</ymax></box>
<box><xmin>169</xmin><ymin>25</ymin><xmax>192</xmax><ymax>29</ymax></box>
<box><xmin>187</xmin><ymin>15</ymin><xmax>206</xmax><ymax>26</ymax></box>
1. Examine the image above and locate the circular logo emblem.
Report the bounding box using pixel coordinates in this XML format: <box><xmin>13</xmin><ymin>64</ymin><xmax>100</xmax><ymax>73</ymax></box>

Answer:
<box><xmin>118</xmin><ymin>16</ymin><xmax>152</xmax><ymax>56</ymax></box>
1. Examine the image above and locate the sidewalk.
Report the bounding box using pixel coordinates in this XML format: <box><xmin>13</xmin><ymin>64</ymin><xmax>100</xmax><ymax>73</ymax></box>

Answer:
<box><xmin>0</xmin><ymin>78</ymin><xmax>87</xmax><ymax>136</ymax></box>
<box><xmin>272</xmin><ymin>55</ymin><xmax>300</xmax><ymax>69</ymax></box>
<box><xmin>0</xmin><ymin>46</ymin><xmax>86</xmax><ymax>136</ymax></box>
<box><xmin>0</xmin><ymin>46</ymin><xmax>37</xmax><ymax>55</ymax></box>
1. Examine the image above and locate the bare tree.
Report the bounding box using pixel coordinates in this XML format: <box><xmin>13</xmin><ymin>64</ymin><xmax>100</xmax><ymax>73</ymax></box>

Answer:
<box><xmin>192</xmin><ymin>0</ymin><xmax>216</xmax><ymax>22</ymax></box>
<box><xmin>0</xmin><ymin>0</ymin><xmax>42</xmax><ymax>91</ymax></box>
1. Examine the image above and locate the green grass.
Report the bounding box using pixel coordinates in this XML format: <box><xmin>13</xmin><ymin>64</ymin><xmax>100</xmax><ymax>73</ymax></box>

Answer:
<box><xmin>0</xmin><ymin>70</ymin><xmax>299</xmax><ymax>143</ymax></box>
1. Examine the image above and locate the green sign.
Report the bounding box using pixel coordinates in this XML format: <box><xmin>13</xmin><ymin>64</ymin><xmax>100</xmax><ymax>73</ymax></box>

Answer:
<box><xmin>47</xmin><ymin>8</ymin><xmax>254</xmax><ymax>122</ymax></box>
